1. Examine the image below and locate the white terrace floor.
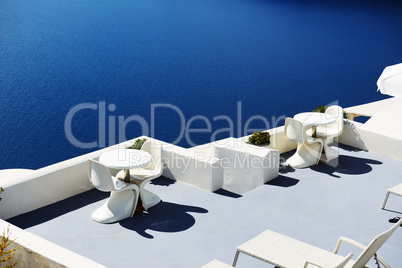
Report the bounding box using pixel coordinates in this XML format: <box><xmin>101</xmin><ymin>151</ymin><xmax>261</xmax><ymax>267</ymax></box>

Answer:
<box><xmin>7</xmin><ymin>145</ymin><xmax>402</xmax><ymax>268</ymax></box>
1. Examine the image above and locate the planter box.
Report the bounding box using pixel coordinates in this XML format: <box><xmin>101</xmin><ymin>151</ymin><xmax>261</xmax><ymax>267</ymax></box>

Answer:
<box><xmin>193</xmin><ymin>137</ymin><xmax>280</xmax><ymax>195</ymax></box>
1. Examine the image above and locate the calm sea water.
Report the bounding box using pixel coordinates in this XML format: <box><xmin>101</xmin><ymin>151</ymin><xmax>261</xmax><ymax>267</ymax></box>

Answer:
<box><xmin>1</xmin><ymin>0</ymin><xmax>402</xmax><ymax>169</ymax></box>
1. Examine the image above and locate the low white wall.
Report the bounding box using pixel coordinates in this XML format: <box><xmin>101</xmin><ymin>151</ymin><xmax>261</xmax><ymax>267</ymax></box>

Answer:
<box><xmin>1</xmin><ymin>157</ymin><xmax>92</xmax><ymax>220</ymax></box>
<box><xmin>159</xmin><ymin>141</ymin><xmax>223</xmax><ymax>192</ymax></box>
<box><xmin>0</xmin><ymin>219</ymin><xmax>105</xmax><ymax>267</ymax></box>
<box><xmin>0</xmin><ymin>146</ymin><xmax>119</xmax><ymax>220</ymax></box>
<box><xmin>339</xmin><ymin>120</ymin><xmax>402</xmax><ymax>162</ymax></box>
<box><xmin>192</xmin><ymin>134</ymin><xmax>282</xmax><ymax>195</ymax></box>
<box><xmin>265</xmin><ymin>125</ymin><xmax>297</xmax><ymax>153</ymax></box>
<box><xmin>212</xmin><ymin>137</ymin><xmax>279</xmax><ymax>194</ymax></box>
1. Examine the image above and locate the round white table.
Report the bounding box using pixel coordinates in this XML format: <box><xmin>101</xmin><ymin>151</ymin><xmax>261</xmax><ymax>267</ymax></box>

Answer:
<box><xmin>294</xmin><ymin>112</ymin><xmax>335</xmax><ymax>137</ymax></box>
<box><xmin>99</xmin><ymin>149</ymin><xmax>152</xmax><ymax>183</ymax></box>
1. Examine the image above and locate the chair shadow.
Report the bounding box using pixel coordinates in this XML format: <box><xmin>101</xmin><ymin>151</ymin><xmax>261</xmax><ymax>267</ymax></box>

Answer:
<box><xmin>279</xmin><ymin>152</ymin><xmax>296</xmax><ymax>174</ymax></box>
<box><xmin>279</xmin><ymin>145</ymin><xmax>382</xmax><ymax>178</ymax></box>
<box><xmin>119</xmin><ymin>201</ymin><xmax>208</xmax><ymax>239</ymax></box>
<box><xmin>213</xmin><ymin>189</ymin><xmax>242</xmax><ymax>198</ymax></box>
<box><xmin>279</xmin><ymin>164</ymin><xmax>296</xmax><ymax>174</ymax></box>
<box><xmin>7</xmin><ymin>189</ymin><xmax>109</xmax><ymax>228</ymax></box>
<box><xmin>338</xmin><ymin>143</ymin><xmax>364</xmax><ymax>152</ymax></box>
<box><xmin>266</xmin><ymin>175</ymin><xmax>299</xmax><ymax>187</ymax></box>
<box><xmin>150</xmin><ymin>176</ymin><xmax>175</xmax><ymax>186</ymax></box>
<box><xmin>310</xmin><ymin>154</ymin><xmax>382</xmax><ymax>178</ymax></box>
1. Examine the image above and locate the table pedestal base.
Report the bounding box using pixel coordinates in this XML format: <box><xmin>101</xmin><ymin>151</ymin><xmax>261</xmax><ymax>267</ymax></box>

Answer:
<box><xmin>123</xmin><ymin>169</ymin><xmax>131</xmax><ymax>183</ymax></box>
<box><xmin>133</xmin><ymin>190</ymin><xmax>161</xmax><ymax>214</ymax></box>
<box><xmin>134</xmin><ymin>198</ymin><xmax>145</xmax><ymax>215</ymax></box>
<box><xmin>116</xmin><ymin>170</ymin><xmax>162</xmax><ymax>214</ymax></box>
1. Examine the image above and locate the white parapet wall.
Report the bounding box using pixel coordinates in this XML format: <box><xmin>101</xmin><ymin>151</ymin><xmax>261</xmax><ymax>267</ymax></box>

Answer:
<box><xmin>1</xmin><ymin>154</ymin><xmax>94</xmax><ymax>220</ymax></box>
<box><xmin>0</xmin><ymin>145</ymin><xmax>124</xmax><ymax>220</ymax></box>
<box><xmin>339</xmin><ymin>120</ymin><xmax>402</xmax><ymax>162</ymax></box>
<box><xmin>158</xmin><ymin>140</ymin><xmax>223</xmax><ymax>192</ymax></box>
<box><xmin>264</xmin><ymin>125</ymin><xmax>297</xmax><ymax>154</ymax></box>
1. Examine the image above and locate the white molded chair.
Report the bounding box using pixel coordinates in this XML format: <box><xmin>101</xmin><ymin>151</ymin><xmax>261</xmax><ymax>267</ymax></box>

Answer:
<box><xmin>316</xmin><ymin>105</ymin><xmax>344</xmax><ymax>161</ymax></box>
<box><xmin>232</xmin><ymin>218</ymin><xmax>402</xmax><ymax>268</ymax></box>
<box><xmin>381</xmin><ymin>183</ymin><xmax>402</xmax><ymax>210</ymax></box>
<box><xmin>88</xmin><ymin>159</ymin><xmax>140</xmax><ymax>224</ymax></box>
<box><xmin>117</xmin><ymin>140</ymin><xmax>163</xmax><ymax>210</ymax></box>
<box><xmin>285</xmin><ymin>117</ymin><xmax>323</xmax><ymax>168</ymax></box>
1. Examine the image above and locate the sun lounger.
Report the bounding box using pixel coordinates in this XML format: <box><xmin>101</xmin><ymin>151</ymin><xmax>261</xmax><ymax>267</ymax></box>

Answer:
<box><xmin>202</xmin><ymin>259</ymin><xmax>233</xmax><ymax>268</ymax></box>
<box><xmin>381</xmin><ymin>183</ymin><xmax>402</xmax><ymax>210</ymax></box>
<box><xmin>232</xmin><ymin>218</ymin><xmax>402</xmax><ymax>268</ymax></box>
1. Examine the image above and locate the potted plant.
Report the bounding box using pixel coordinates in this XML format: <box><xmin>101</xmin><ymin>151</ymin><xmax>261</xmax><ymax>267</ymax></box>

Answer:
<box><xmin>313</xmin><ymin>105</ymin><xmax>328</xmax><ymax>113</ymax></box>
<box><xmin>313</xmin><ymin>105</ymin><xmax>347</xmax><ymax>118</ymax></box>
<box><xmin>128</xmin><ymin>138</ymin><xmax>147</xmax><ymax>150</ymax></box>
<box><xmin>248</xmin><ymin>131</ymin><xmax>270</xmax><ymax>146</ymax></box>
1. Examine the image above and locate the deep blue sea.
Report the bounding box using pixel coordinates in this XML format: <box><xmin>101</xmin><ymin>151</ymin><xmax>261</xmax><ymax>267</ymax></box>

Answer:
<box><xmin>1</xmin><ymin>0</ymin><xmax>402</xmax><ymax>169</ymax></box>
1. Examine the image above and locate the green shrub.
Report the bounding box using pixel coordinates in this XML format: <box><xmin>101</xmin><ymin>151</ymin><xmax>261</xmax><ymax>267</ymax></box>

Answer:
<box><xmin>128</xmin><ymin>138</ymin><xmax>147</xmax><ymax>150</ymax></box>
<box><xmin>313</xmin><ymin>105</ymin><xmax>347</xmax><ymax>118</ymax></box>
<box><xmin>0</xmin><ymin>187</ymin><xmax>3</xmax><ymax>202</ymax></box>
<box><xmin>313</xmin><ymin>105</ymin><xmax>328</xmax><ymax>113</ymax></box>
<box><xmin>248</xmin><ymin>131</ymin><xmax>270</xmax><ymax>145</ymax></box>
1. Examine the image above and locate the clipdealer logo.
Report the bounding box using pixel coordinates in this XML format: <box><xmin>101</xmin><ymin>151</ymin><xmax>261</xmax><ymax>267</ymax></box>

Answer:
<box><xmin>64</xmin><ymin>101</ymin><xmax>287</xmax><ymax>149</ymax></box>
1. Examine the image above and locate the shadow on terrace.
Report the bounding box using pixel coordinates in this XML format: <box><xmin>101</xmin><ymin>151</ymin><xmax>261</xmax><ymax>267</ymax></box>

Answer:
<box><xmin>8</xmin><ymin>177</ymin><xmax>208</xmax><ymax>239</ymax></box>
<box><xmin>280</xmin><ymin>144</ymin><xmax>383</xmax><ymax>178</ymax></box>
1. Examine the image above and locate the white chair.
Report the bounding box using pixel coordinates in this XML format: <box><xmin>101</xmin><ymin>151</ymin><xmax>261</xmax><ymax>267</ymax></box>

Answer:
<box><xmin>232</xmin><ymin>218</ymin><xmax>402</xmax><ymax>268</ymax></box>
<box><xmin>316</xmin><ymin>105</ymin><xmax>344</xmax><ymax>161</ymax></box>
<box><xmin>381</xmin><ymin>183</ymin><xmax>402</xmax><ymax>210</ymax></box>
<box><xmin>285</xmin><ymin>117</ymin><xmax>323</xmax><ymax>168</ymax></box>
<box><xmin>88</xmin><ymin>159</ymin><xmax>140</xmax><ymax>224</ymax></box>
<box><xmin>117</xmin><ymin>140</ymin><xmax>163</xmax><ymax>210</ymax></box>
